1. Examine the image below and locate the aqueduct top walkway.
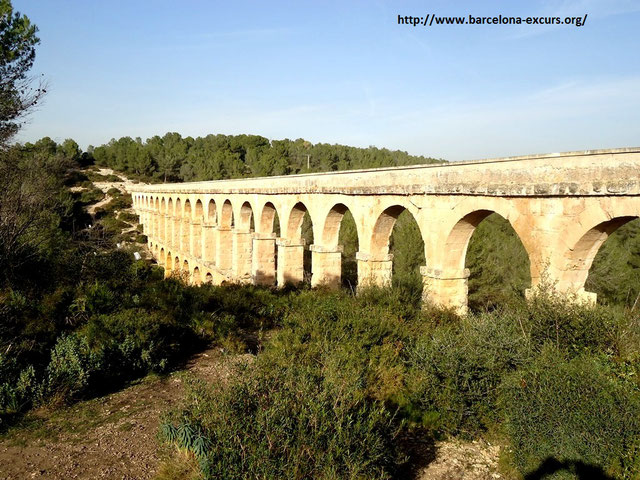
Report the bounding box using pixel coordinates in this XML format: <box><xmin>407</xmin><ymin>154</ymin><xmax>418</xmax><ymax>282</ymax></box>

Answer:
<box><xmin>130</xmin><ymin>147</ymin><xmax>640</xmax><ymax>312</ymax></box>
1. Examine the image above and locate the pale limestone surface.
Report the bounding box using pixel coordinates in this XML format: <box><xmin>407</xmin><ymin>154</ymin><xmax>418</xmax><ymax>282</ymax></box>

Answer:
<box><xmin>129</xmin><ymin>148</ymin><xmax>640</xmax><ymax>313</ymax></box>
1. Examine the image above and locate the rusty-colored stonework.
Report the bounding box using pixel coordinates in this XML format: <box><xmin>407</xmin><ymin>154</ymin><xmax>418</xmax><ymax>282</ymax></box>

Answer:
<box><xmin>130</xmin><ymin>147</ymin><xmax>640</xmax><ymax>313</ymax></box>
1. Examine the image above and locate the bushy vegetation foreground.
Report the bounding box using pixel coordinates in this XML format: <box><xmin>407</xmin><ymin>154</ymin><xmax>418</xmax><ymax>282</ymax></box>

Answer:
<box><xmin>160</xmin><ymin>288</ymin><xmax>640</xmax><ymax>480</ymax></box>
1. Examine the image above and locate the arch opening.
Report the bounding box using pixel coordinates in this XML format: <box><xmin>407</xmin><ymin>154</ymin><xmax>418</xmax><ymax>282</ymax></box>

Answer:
<box><xmin>368</xmin><ymin>206</ymin><xmax>426</xmax><ymax>301</ymax></box>
<box><xmin>195</xmin><ymin>200</ymin><xmax>203</xmax><ymax>220</ymax></box>
<box><xmin>286</xmin><ymin>202</ymin><xmax>314</xmax><ymax>284</ymax></box>
<box><xmin>220</xmin><ymin>200</ymin><xmax>234</xmax><ymax>228</ymax></box>
<box><xmin>254</xmin><ymin>202</ymin><xmax>281</xmax><ymax>286</ymax></box>
<box><xmin>193</xmin><ymin>266</ymin><xmax>201</xmax><ymax>285</ymax></box>
<box><xmin>207</xmin><ymin>199</ymin><xmax>217</xmax><ymax>224</ymax></box>
<box><xmin>322</xmin><ymin>204</ymin><xmax>359</xmax><ymax>289</ymax></box>
<box><xmin>460</xmin><ymin>212</ymin><xmax>531</xmax><ymax>312</ymax></box>
<box><xmin>165</xmin><ymin>253</ymin><xmax>173</xmax><ymax>276</ymax></box>
<box><xmin>238</xmin><ymin>202</ymin><xmax>254</xmax><ymax>232</ymax></box>
<box><xmin>577</xmin><ymin>217</ymin><xmax>640</xmax><ymax>307</ymax></box>
<box><xmin>388</xmin><ymin>209</ymin><xmax>426</xmax><ymax>303</ymax></box>
<box><xmin>259</xmin><ymin>202</ymin><xmax>281</xmax><ymax>236</ymax></box>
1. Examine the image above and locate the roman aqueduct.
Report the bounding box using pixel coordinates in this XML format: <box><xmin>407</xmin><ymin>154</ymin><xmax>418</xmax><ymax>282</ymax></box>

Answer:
<box><xmin>130</xmin><ymin>148</ymin><xmax>640</xmax><ymax>313</ymax></box>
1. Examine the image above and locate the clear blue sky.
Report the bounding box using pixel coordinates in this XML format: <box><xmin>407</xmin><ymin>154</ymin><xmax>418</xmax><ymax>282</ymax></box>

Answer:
<box><xmin>13</xmin><ymin>0</ymin><xmax>640</xmax><ymax>161</ymax></box>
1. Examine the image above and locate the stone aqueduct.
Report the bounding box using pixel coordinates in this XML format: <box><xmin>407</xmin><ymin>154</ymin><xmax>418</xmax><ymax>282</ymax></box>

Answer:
<box><xmin>130</xmin><ymin>148</ymin><xmax>640</xmax><ymax>313</ymax></box>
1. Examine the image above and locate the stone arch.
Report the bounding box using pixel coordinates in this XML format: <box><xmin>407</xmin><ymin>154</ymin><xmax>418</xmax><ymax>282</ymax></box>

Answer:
<box><xmin>321</xmin><ymin>203</ymin><xmax>355</xmax><ymax>248</ymax></box>
<box><xmin>253</xmin><ymin>202</ymin><xmax>281</xmax><ymax>286</ymax></box>
<box><xmin>432</xmin><ymin>208</ymin><xmax>532</xmax><ymax>312</ymax></box>
<box><xmin>153</xmin><ymin>198</ymin><xmax>160</xmax><ymax>237</ymax></box>
<box><xmin>193</xmin><ymin>266</ymin><xmax>201</xmax><ymax>285</ymax></box>
<box><xmin>207</xmin><ymin>199</ymin><xmax>217</xmax><ymax>224</ymax></box>
<box><xmin>321</xmin><ymin>203</ymin><xmax>360</xmax><ymax>288</ymax></box>
<box><xmin>561</xmin><ymin>215</ymin><xmax>639</xmax><ymax>299</ymax></box>
<box><xmin>441</xmin><ymin>210</ymin><xmax>495</xmax><ymax>273</ymax></box>
<box><xmin>286</xmin><ymin>201</ymin><xmax>311</xmax><ymax>240</ymax></box>
<box><xmin>159</xmin><ymin>197</ymin><xmax>167</xmax><ymax>242</ymax></box>
<box><xmin>216</xmin><ymin>200</ymin><xmax>234</xmax><ymax>271</ymax></box>
<box><xmin>441</xmin><ymin>208</ymin><xmax>531</xmax><ymax>272</ymax></box>
<box><xmin>220</xmin><ymin>200</ymin><xmax>234</xmax><ymax>228</ymax></box>
<box><xmin>191</xmin><ymin>199</ymin><xmax>204</xmax><ymax>259</ymax></box>
<box><xmin>195</xmin><ymin>199</ymin><xmax>204</xmax><ymax>220</ymax></box>
<box><xmin>182</xmin><ymin>260</ymin><xmax>190</xmax><ymax>283</ymax></box>
<box><xmin>232</xmin><ymin>201</ymin><xmax>255</xmax><ymax>279</ymax></box>
<box><xmin>365</xmin><ymin>205</ymin><xmax>426</xmax><ymax>293</ymax></box>
<box><xmin>258</xmin><ymin>202</ymin><xmax>280</xmax><ymax>235</ymax></box>
<box><xmin>370</xmin><ymin>205</ymin><xmax>422</xmax><ymax>258</ymax></box>
<box><xmin>184</xmin><ymin>199</ymin><xmax>192</xmax><ymax>218</ymax></box>
<box><xmin>173</xmin><ymin>198</ymin><xmax>182</xmax><ymax>249</ymax></box>
<box><xmin>205</xmin><ymin>272</ymin><xmax>213</xmax><ymax>283</ymax></box>
<box><xmin>237</xmin><ymin>201</ymin><xmax>254</xmax><ymax>232</ymax></box>
<box><xmin>278</xmin><ymin>201</ymin><xmax>316</xmax><ymax>285</ymax></box>
<box><xmin>165</xmin><ymin>251</ymin><xmax>173</xmax><ymax>276</ymax></box>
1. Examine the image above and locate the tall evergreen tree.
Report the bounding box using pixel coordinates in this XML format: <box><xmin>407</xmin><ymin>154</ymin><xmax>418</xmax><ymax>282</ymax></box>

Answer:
<box><xmin>0</xmin><ymin>0</ymin><xmax>44</xmax><ymax>147</ymax></box>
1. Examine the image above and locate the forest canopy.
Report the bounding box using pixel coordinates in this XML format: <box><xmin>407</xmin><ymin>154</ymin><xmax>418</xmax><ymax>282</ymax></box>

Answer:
<box><xmin>90</xmin><ymin>132</ymin><xmax>444</xmax><ymax>182</ymax></box>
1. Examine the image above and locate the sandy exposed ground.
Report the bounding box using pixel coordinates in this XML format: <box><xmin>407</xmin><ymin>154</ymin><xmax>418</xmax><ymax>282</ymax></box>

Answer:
<box><xmin>0</xmin><ymin>349</ymin><xmax>248</xmax><ymax>480</ymax></box>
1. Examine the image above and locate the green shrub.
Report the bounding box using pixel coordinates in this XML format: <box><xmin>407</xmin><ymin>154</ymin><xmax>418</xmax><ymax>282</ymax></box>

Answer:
<box><xmin>118</xmin><ymin>211</ymin><xmax>139</xmax><ymax>224</ymax></box>
<box><xmin>0</xmin><ymin>355</ymin><xmax>37</xmax><ymax>414</ymax></box>
<box><xmin>135</xmin><ymin>234</ymin><xmax>147</xmax><ymax>243</ymax></box>
<box><xmin>499</xmin><ymin>347</ymin><xmax>640</xmax><ymax>479</ymax></box>
<box><xmin>63</xmin><ymin>170</ymin><xmax>89</xmax><ymax>187</ymax></box>
<box><xmin>86</xmin><ymin>171</ymin><xmax>120</xmax><ymax>183</ymax></box>
<box><xmin>84</xmin><ymin>281</ymin><xmax>116</xmax><ymax>314</ymax></box>
<box><xmin>405</xmin><ymin>310</ymin><xmax>531</xmax><ymax>435</ymax></box>
<box><xmin>81</xmin><ymin>308</ymin><xmax>198</xmax><ymax>374</ymax></box>
<box><xmin>524</xmin><ymin>292</ymin><xmax>627</xmax><ymax>356</ymax></box>
<box><xmin>77</xmin><ymin>187</ymin><xmax>104</xmax><ymax>205</ymax></box>
<box><xmin>107</xmin><ymin>187</ymin><xmax>122</xmax><ymax>196</ymax></box>
<box><xmin>106</xmin><ymin>193</ymin><xmax>132</xmax><ymax>211</ymax></box>
<box><xmin>43</xmin><ymin>334</ymin><xmax>104</xmax><ymax>403</ymax></box>
<box><xmin>100</xmin><ymin>216</ymin><xmax>128</xmax><ymax>235</ymax></box>
<box><xmin>163</xmin><ymin>361</ymin><xmax>404</xmax><ymax>479</ymax></box>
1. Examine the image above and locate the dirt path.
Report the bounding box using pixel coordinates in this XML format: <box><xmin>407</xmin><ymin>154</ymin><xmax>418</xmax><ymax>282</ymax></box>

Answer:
<box><xmin>85</xmin><ymin>168</ymin><xmax>145</xmax><ymax>239</ymax></box>
<box><xmin>418</xmin><ymin>439</ymin><xmax>502</xmax><ymax>480</ymax></box>
<box><xmin>92</xmin><ymin>168</ymin><xmax>139</xmax><ymax>194</ymax></box>
<box><xmin>0</xmin><ymin>349</ymin><xmax>246</xmax><ymax>480</ymax></box>
<box><xmin>87</xmin><ymin>193</ymin><xmax>112</xmax><ymax>217</ymax></box>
